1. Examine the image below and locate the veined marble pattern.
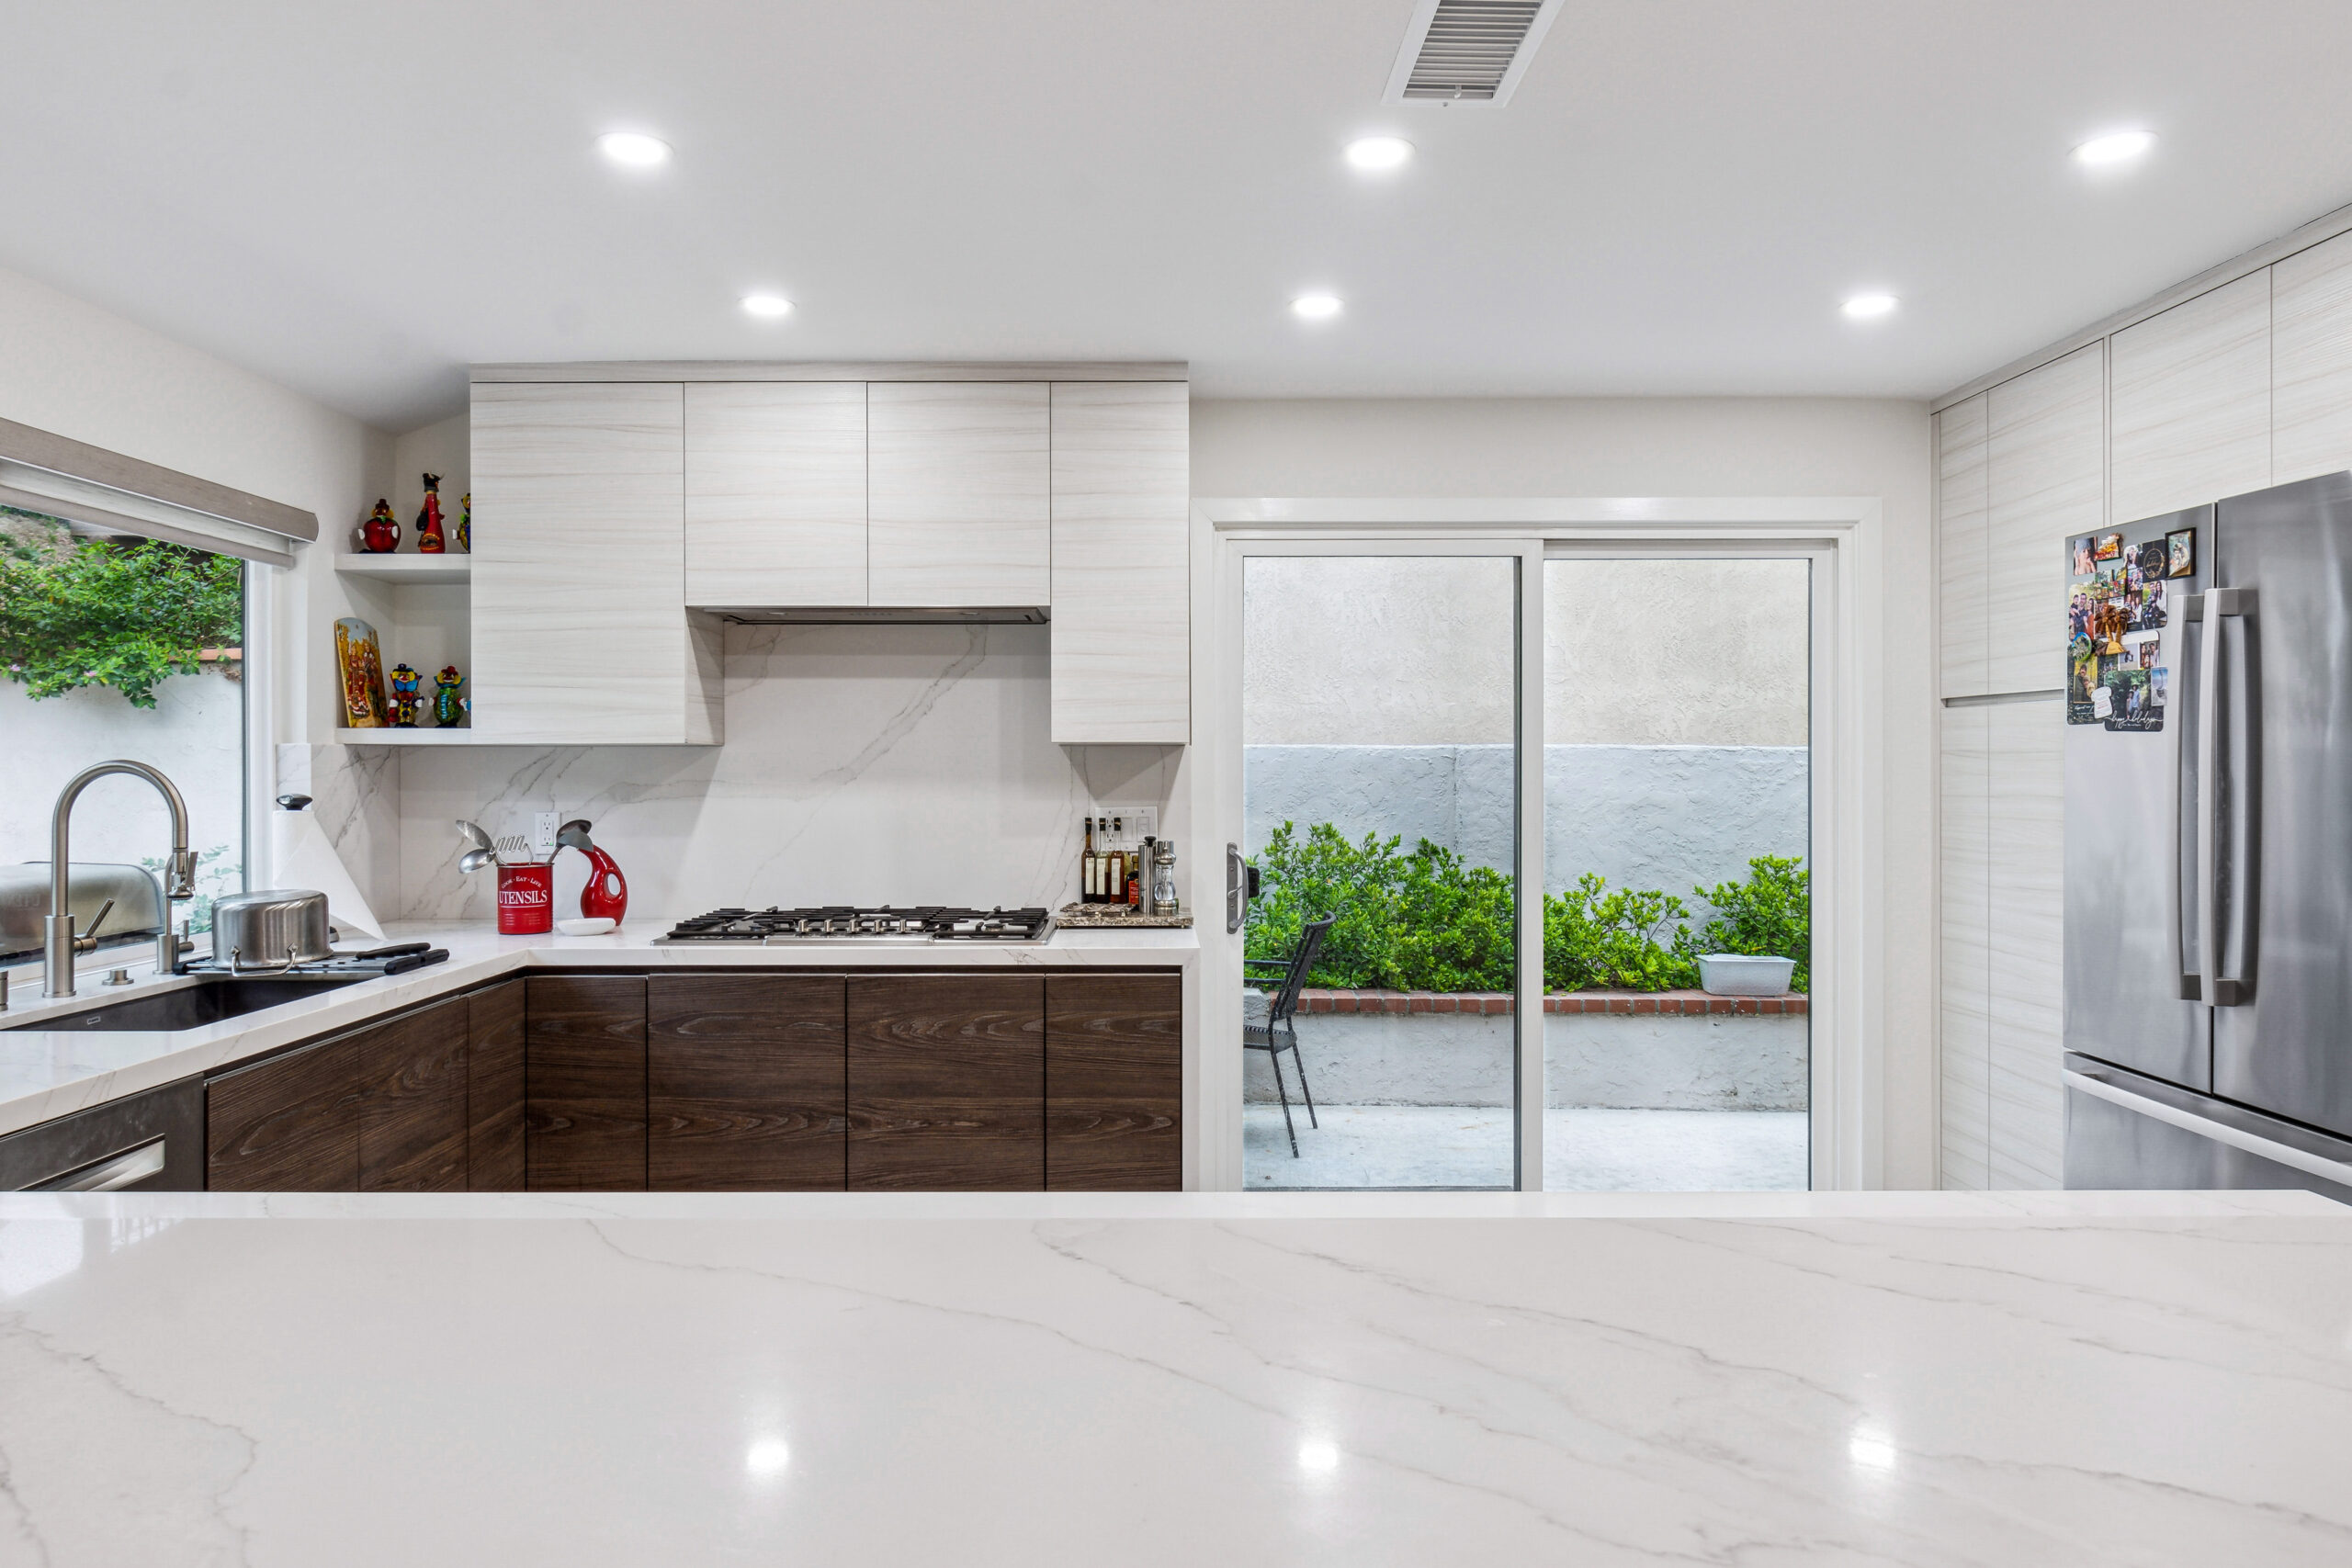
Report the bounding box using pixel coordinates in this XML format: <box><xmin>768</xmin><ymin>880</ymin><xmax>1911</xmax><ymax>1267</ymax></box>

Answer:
<box><xmin>275</xmin><ymin>741</ymin><xmax>400</xmax><ymax>917</ymax></box>
<box><xmin>0</xmin><ymin>1192</ymin><xmax>2346</xmax><ymax>1566</ymax></box>
<box><xmin>393</xmin><ymin>623</ymin><xmax>1186</xmax><ymax>919</ymax></box>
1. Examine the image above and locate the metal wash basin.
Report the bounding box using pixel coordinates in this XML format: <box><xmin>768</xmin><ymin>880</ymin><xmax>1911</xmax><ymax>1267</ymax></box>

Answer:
<box><xmin>3</xmin><ymin>976</ymin><xmax>367</xmax><ymax>1032</ymax></box>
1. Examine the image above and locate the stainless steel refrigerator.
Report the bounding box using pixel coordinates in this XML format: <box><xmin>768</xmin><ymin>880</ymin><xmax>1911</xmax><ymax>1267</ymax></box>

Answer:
<box><xmin>2063</xmin><ymin>469</ymin><xmax>2352</xmax><ymax>1201</ymax></box>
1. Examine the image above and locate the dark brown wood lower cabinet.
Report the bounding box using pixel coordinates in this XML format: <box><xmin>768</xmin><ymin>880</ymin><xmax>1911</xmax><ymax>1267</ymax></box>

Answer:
<box><xmin>1046</xmin><ymin>973</ymin><xmax>1182</xmax><ymax>1190</ymax></box>
<box><xmin>650</xmin><ymin>974</ymin><xmax>847</xmax><ymax>1190</ymax></box>
<box><xmin>466</xmin><ymin>979</ymin><xmax>527</xmax><ymax>1190</ymax></box>
<box><xmin>207</xmin><ymin>1037</ymin><xmax>362</xmax><ymax>1191</ymax></box>
<box><xmin>357</xmin><ymin>995</ymin><xmax>471</xmax><ymax>1191</ymax></box>
<box><xmin>526</xmin><ymin>975</ymin><xmax>649</xmax><ymax>1190</ymax></box>
<box><xmin>848</xmin><ymin>974</ymin><xmax>1044</xmax><ymax>1190</ymax></box>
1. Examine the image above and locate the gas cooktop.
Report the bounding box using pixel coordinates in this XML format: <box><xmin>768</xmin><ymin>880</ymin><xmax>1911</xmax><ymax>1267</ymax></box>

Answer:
<box><xmin>657</xmin><ymin>906</ymin><xmax>1056</xmax><ymax>945</ymax></box>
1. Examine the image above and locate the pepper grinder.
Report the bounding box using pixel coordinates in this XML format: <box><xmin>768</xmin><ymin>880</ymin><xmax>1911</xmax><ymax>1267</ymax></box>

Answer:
<box><xmin>1150</xmin><ymin>839</ymin><xmax>1179</xmax><ymax>917</ymax></box>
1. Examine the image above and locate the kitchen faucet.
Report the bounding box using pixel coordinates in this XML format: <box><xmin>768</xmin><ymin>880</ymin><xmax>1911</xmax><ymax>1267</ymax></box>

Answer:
<box><xmin>45</xmin><ymin>761</ymin><xmax>198</xmax><ymax>998</ymax></box>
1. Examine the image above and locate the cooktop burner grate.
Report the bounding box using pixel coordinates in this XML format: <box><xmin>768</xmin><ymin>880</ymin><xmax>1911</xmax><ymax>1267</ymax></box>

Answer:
<box><xmin>660</xmin><ymin>906</ymin><xmax>1055</xmax><ymax>944</ymax></box>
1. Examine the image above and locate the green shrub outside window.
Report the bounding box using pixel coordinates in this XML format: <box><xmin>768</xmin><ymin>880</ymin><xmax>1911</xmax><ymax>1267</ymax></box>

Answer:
<box><xmin>1243</xmin><ymin>821</ymin><xmax>1808</xmax><ymax>995</ymax></box>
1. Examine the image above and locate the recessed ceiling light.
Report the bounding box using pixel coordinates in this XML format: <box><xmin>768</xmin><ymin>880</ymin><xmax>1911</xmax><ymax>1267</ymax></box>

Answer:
<box><xmin>1291</xmin><ymin>293</ymin><xmax>1343</xmax><ymax>321</ymax></box>
<box><xmin>740</xmin><ymin>293</ymin><xmax>794</xmax><ymax>320</ymax></box>
<box><xmin>1345</xmin><ymin>136</ymin><xmax>1414</xmax><ymax>171</ymax></box>
<box><xmin>596</xmin><ymin>131</ymin><xmax>672</xmax><ymax>168</ymax></box>
<box><xmin>2074</xmin><ymin>130</ymin><xmax>2156</xmax><ymax>167</ymax></box>
<box><xmin>1841</xmin><ymin>293</ymin><xmax>1899</xmax><ymax>320</ymax></box>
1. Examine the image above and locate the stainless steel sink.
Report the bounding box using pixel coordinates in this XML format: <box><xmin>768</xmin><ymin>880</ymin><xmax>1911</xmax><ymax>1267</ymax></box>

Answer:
<box><xmin>3</xmin><ymin>976</ymin><xmax>368</xmax><ymax>1032</ymax></box>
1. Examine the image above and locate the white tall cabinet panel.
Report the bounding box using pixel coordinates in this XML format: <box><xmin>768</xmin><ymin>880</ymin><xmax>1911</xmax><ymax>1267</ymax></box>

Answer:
<box><xmin>1985</xmin><ymin>344</ymin><xmax>2102</xmax><ymax>694</ymax></box>
<box><xmin>1048</xmin><ymin>382</ymin><xmax>1190</xmax><ymax>743</ymax></box>
<box><xmin>1939</xmin><ymin>704</ymin><xmax>1991</xmax><ymax>1190</ymax></box>
<box><xmin>684</xmin><ymin>382</ymin><xmax>866</xmax><ymax>606</ymax></box>
<box><xmin>1986</xmin><ymin>699</ymin><xmax>2064</xmax><ymax>1188</ymax></box>
<box><xmin>1937</xmin><ymin>394</ymin><xmax>1990</xmax><ymax>700</ymax></box>
<box><xmin>2109</xmin><ymin>272</ymin><xmax>2272</xmax><ymax>524</ymax></box>
<box><xmin>471</xmin><ymin>381</ymin><xmax>718</xmax><ymax>744</ymax></box>
<box><xmin>866</xmin><ymin>382</ymin><xmax>1051</xmax><ymax>606</ymax></box>
<box><xmin>2271</xmin><ymin>231</ymin><xmax>2352</xmax><ymax>486</ymax></box>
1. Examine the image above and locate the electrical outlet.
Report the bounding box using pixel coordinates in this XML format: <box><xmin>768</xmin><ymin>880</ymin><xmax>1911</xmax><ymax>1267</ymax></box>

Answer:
<box><xmin>1092</xmin><ymin>804</ymin><xmax>1159</xmax><ymax>839</ymax></box>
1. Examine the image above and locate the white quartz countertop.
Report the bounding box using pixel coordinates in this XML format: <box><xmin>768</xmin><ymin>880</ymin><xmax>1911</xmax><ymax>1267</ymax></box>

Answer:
<box><xmin>0</xmin><ymin>1189</ymin><xmax>2344</xmax><ymax>1566</ymax></box>
<box><xmin>0</xmin><ymin>919</ymin><xmax>1195</xmax><ymax>1137</ymax></box>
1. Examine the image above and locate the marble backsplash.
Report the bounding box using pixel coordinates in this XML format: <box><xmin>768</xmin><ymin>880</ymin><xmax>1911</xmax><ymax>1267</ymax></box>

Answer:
<box><xmin>336</xmin><ymin>623</ymin><xmax>1186</xmax><ymax>923</ymax></box>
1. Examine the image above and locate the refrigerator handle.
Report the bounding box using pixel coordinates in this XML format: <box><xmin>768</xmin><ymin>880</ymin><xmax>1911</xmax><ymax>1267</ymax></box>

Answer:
<box><xmin>2173</xmin><ymin>594</ymin><xmax>2199</xmax><ymax>1000</ymax></box>
<box><xmin>2206</xmin><ymin>587</ymin><xmax>2257</xmax><ymax>1006</ymax></box>
<box><xmin>2193</xmin><ymin>588</ymin><xmax>2222</xmax><ymax>1009</ymax></box>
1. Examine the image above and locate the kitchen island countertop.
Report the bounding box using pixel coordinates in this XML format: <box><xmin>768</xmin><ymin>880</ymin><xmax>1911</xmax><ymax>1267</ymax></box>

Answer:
<box><xmin>0</xmin><ymin>919</ymin><xmax>1195</xmax><ymax>1138</ymax></box>
<box><xmin>0</xmin><ymin>1187</ymin><xmax>2344</xmax><ymax>1565</ymax></box>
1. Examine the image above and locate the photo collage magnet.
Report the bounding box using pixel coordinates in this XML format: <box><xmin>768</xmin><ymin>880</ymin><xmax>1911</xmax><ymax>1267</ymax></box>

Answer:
<box><xmin>2067</xmin><ymin>526</ymin><xmax>2188</xmax><ymax>730</ymax></box>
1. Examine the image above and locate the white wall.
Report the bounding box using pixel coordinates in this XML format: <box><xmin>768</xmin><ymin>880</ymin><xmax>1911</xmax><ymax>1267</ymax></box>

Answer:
<box><xmin>1192</xmin><ymin>396</ymin><xmax>1936</xmax><ymax>1188</ymax></box>
<box><xmin>0</xmin><ymin>264</ymin><xmax>392</xmax><ymax>909</ymax></box>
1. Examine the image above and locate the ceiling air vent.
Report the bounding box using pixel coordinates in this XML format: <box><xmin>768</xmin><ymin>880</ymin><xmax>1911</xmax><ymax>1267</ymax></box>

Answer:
<box><xmin>1383</xmin><ymin>0</ymin><xmax>1563</xmax><ymax>107</ymax></box>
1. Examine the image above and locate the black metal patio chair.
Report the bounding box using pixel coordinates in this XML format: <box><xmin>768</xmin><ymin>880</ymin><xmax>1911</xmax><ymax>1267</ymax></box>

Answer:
<box><xmin>1243</xmin><ymin>915</ymin><xmax>1333</xmax><ymax>1157</ymax></box>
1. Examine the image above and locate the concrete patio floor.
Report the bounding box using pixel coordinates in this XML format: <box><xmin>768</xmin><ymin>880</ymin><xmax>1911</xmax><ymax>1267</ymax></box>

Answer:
<box><xmin>1242</xmin><ymin>1104</ymin><xmax>1810</xmax><ymax>1190</ymax></box>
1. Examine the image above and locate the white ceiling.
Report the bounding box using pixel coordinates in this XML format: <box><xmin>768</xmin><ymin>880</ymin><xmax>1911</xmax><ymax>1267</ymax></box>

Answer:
<box><xmin>7</xmin><ymin>1</ymin><xmax>2352</xmax><ymax>432</ymax></box>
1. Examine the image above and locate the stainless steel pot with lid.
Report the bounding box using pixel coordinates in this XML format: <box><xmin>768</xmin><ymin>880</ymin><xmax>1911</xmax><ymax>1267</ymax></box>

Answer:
<box><xmin>211</xmin><ymin>888</ymin><xmax>334</xmax><ymax>973</ymax></box>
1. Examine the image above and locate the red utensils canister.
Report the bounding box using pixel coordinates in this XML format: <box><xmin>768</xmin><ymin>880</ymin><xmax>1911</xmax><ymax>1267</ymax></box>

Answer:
<box><xmin>496</xmin><ymin>862</ymin><xmax>555</xmax><ymax>934</ymax></box>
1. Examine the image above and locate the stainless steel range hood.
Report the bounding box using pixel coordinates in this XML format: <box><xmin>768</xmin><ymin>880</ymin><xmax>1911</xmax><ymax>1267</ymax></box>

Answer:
<box><xmin>701</xmin><ymin>605</ymin><xmax>1049</xmax><ymax>626</ymax></box>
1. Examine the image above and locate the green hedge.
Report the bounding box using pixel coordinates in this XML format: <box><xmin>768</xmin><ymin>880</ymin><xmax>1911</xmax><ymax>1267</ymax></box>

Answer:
<box><xmin>1243</xmin><ymin>821</ymin><xmax>1808</xmax><ymax>994</ymax></box>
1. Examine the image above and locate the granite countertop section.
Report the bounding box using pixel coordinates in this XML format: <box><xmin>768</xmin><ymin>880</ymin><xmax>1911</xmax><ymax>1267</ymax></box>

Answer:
<box><xmin>1054</xmin><ymin>901</ymin><xmax>1194</xmax><ymax>928</ymax></box>
<box><xmin>0</xmin><ymin>1189</ymin><xmax>2344</xmax><ymax>1564</ymax></box>
<box><xmin>0</xmin><ymin>919</ymin><xmax>1196</xmax><ymax>1138</ymax></box>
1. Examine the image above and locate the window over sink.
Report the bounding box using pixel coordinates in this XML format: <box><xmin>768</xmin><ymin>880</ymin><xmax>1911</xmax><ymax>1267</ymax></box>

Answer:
<box><xmin>1</xmin><ymin>504</ymin><xmax>247</xmax><ymax>967</ymax></box>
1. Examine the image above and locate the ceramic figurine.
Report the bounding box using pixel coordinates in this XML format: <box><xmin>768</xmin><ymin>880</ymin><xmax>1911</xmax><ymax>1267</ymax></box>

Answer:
<box><xmin>389</xmin><ymin>663</ymin><xmax>423</xmax><ymax>727</ymax></box>
<box><xmin>455</xmin><ymin>491</ymin><xmax>470</xmax><ymax>554</ymax></box>
<box><xmin>334</xmin><ymin>617</ymin><xmax>389</xmax><ymax>728</ymax></box>
<box><xmin>414</xmin><ymin>473</ymin><xmax>447</xmax><ymax>553</ymax></box>
<box><xmin>434</xmin><ymin>665</ymin><xmax>465</xmax><ymax>728</ymax></box>
<box><xmin>358</xmin><ymin>498</ymin><xmax>400</xmax><ymax>554</ymax></box>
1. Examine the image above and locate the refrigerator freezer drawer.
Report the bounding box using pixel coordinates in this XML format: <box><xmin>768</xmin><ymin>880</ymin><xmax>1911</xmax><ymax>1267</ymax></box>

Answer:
<box><xmin>2064</xmin><ymin>1054</ymin><xmax>2352</xmax><ymax>1201</ymax></box>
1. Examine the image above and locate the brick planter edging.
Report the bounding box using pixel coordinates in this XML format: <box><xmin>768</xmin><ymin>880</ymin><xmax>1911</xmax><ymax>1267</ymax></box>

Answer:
<box><xmin>1294</xmin><ymin>987</ymin><xmax>1807</xmax><ymax>1017</ymax></box>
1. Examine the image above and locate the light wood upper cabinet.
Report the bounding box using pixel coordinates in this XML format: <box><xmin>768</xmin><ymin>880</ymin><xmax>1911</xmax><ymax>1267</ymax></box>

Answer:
<box><xmin>684</xmin><ymin>382</ymin><xmax>866</xmax><ymax>607</ymax></box>
<box><xmin>866</xmin><ymin>382</ymin><xmax>1051</xmax><ymax>606</ymax></box>
<box><xmin>2271</xmin><ymin>230</ymin><xmax>2352</xmax><ymax>487</ymax></box>
<box><xmin>1049</xmin><ymin>383</ymin><xmax>1190</xmax><ymax>743</ymax></box>
<box><xmin>1986</xmin><ymin>344</ymin><xmax>2101</xmax><ymax>695</ymax></box>
<box><xmin>1936</xmin><ymin>394</ymin><xmax>1989</xmax><ymax>700</ymax></box>
<box><xmin>471</xmin><ymin>382</ymin><xmax>720</xmax><ymax>744</ymax></box>
<box><xmin>2109</xmin><ymin>272</ymin><xmax>2272</xmax><ymax>523</ymax></box>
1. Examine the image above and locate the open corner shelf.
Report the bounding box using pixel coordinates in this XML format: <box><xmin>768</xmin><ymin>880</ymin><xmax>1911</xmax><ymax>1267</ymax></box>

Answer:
<box><xmin>334</xmin><ymin>551</ymin><xmax>473</xmax><ymax>585</ymax></box>
<box><xmin>333</xmin><ymin>728</ymin><xmax>478</xmax><ymax>746</ymax></box>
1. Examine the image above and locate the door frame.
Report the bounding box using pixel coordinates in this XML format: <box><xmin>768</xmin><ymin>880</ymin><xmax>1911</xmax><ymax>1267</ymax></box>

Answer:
<box><xmin>1190</xmin><ymin>496</ymin><xmax>1876</xmax><ymax>1191</ymax></box>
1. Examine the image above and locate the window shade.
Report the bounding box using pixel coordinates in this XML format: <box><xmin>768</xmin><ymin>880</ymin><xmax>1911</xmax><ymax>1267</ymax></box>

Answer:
<box><xmin>0</xmin><ymin>416</ymin><xmax>317</xmax><ymax>568</ymax></box>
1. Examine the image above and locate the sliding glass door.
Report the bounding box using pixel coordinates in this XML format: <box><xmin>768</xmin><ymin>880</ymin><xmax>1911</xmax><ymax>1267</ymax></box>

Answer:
<box><xmin>1541</xmin><ymin>556</ymin><xmax>1812</xmax><ymax>1190</ymax></box>
<box><xmin>1225</xmin><ymin>536</ymin><xmax>1819</xmax><ymax>1191</ymax></box>
<box><xmin>1239</xmin><ymin>552</ymin><xmax>1523</xmax><ymax>1189</ymax></box>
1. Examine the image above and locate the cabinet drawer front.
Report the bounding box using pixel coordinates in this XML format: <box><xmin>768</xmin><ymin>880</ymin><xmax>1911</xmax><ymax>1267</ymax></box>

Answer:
<box><xmin>684</xmin><ymin>381</ymin><xmax>867</xmax><ymax>607</ymax></box>
<box><xmin>357</xmin><ymin>995</ymin><xmax>471</xmax><ymax>1192</ymax></box>
<box><xmin>467</xmin><ymin>979</ymin><xmax>527</xmax><ymax>1190</ymax></box>
<box><xmin>526</xmin><ymin>976</ymin><xmax>649</xmax><ymax>1191</ymax></box>
<box><xmin>1046</xmin><ymin>973</ymin><xmax>1181</xmax><ymax>1190</ymax></box>
<box><xmin>866</xmin><ymin>382</ymin><xmax>1051</xmax><ymax>606</ymax></box>
<box><xmin>471</xmin><ymin>381</ymin><xmax>691</xmax><ymax>743</ymax></box>
<box><xmin>1049</xmin><ymin>381</ymin><xmax>1190</xmax><ymax>743</ymax></box>
<box><xmin>847</xmin><ymin>974</ymin><xmax>1044</xmax><ymax>1190</ymax></box>
<box><xmin>650</xmin><ymin>974</ymin><xmax>847</xmax><ymax>1190</ymax></box>
<box><xmin>207</xmin><ymin>1040</ymin><xmax>361</xmax><ymax>1191</ymax></box>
